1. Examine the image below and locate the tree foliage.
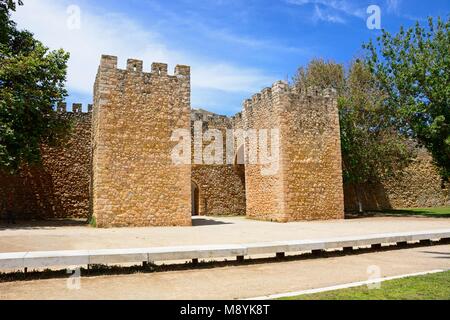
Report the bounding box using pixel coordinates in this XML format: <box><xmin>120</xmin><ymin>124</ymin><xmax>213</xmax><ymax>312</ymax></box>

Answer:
<box><xmin>339</xmin><ymin>60</ymin><xmax>413</xmax><ymax>185</ymax></box>
<box><xmin>364</xmin><ymin>17</ymin><xmax>450</xmax><ymax>180</ymax></box>
<box><xmin>293</xmin><ymin>59</ymin><xmax>413</xmax><ymax>186</ymax></box>
<box><xmin>293</xmin><ymin>58</ymin><xmax>345</xmax><ymax>94</ymax></box>
<box><xmin>0</xmin><ymin>0</ymin><xmax>70</xmax><ymax>173</ymax></box>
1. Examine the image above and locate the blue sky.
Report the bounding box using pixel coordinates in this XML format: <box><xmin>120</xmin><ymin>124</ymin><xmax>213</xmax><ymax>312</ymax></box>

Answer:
<box><xmin>13</xmin><ymin>0</ymin><xmax>450</xmax><ymax>116</ymax></box>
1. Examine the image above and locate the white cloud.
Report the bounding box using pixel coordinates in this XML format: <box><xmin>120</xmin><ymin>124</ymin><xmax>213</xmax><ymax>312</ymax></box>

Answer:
<box><xmin>312</xmin><ymin>4</ymin><xmax>346</xmax><ymax>24</ymax></box>
<box><xmin>12</xmin><ymin>0</ymin><xmax>275</xmax><ymax>101</ymax></box>
<box><xmin>198</xmin><ymin>27</ymin><xmax>308</xmax><ymax>54</ymax></box>
<box><xmin>384</xmin><ymin>0</ymin><xmax>424</xmax><ymax>22</ymax></box>
<box><xmin>286</xmin><ymin>0</ymin><xmax>366</xmax><ymax>23</ymax></box>
<box><xmin>386</xmin><ymin>0</ymin><xmax>401</xmax><ymax>14</ymax></box>
<box><xmin>192</xmin><ymin>63</ymin><xmax>273</xmax><ymax>92</ymax></box>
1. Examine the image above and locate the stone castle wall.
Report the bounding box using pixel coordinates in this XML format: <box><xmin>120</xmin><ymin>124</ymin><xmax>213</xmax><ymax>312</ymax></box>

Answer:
<box><xmin>1</xmin><ymin>54</ymin><xmax>447</xmax><ymax>226</ymax></box>
<box><xmin>191</xmin><ymin>110</ymin><xmax>246</xmax><ymax>216</ymax></box>
<box><xmin>91</xmin><ymin>56</ymin><xmax>192</xmax><ymax>227</ymax></box>
<box><xmin>0</xmin><ymin>106</ymin><xmax>92</xmax><ymax>220</ymax></box>
<box><xmin>383</xmin><ymin>150</ymin><xmax>449</xmax><ymax>208</ymax></box>
<box><xmin>344</xmin><ymin>149</ymin><xmax>450</xmax><ymax>211</ymax></box>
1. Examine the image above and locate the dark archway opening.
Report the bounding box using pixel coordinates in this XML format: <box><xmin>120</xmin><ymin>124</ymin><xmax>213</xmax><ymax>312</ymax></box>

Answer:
<box><xmin>191</xmin><ymin>181</ymin><xmax>200</xmax><ymax>216</ymax></box>
<box><xmin>234</xmin><ymin>145</ymin><xmax>246</xmax><ymax>185</ymax></box>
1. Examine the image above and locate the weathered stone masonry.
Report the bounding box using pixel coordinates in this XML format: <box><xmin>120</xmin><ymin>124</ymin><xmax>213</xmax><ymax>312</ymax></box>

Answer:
<box><xmin>0</xmin><ymin>106</ymin><xmax>92</xmax><ymax>220</ymax></box>
<box><xmin>1</xmin><ymin>54</ymin><xmax>448</xmax><ymax>226</ymax></box>
<box><xmin>90</xmin><ymin>55</ymin><xmax>345</xmax><ymax>225</ymax></box>
<box><xmin>191</xmin><ymin>109</ymin><xmax>246</xmax><ymax>216</ymax></box>
<box><xmin>239</xmin><ymin>83</ymin><xmax>344</xmax><ymax>221</ymax></box>
<box><xmin>344</xmin><ymin>149</ymin><xmax>449</xmax><ymax>212</ymax></box>
<box><xmin>190</xmin><ymin>82</ymin><xmax>345</xmax><ymax>222</ymax></box>
<box><xmin>91</xmin><ymin>56</ymin><xmax>192</xmax><ymax>227</ymax></box>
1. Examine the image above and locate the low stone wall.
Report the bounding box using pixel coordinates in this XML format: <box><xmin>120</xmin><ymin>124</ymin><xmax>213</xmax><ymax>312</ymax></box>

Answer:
<box><xmin>344</xmin><ymin>183</ymin><xmax>391</xmax><ymax>212</ymax></box>
<box><xmin>344</xmin><ymin>149</ymin><xmax>450</xmax><ymax>212</ymax></box>
<box><xmin>0</xmin><ymin>110</ymin><xmax>92</xmax><ymax>220</ymax></box>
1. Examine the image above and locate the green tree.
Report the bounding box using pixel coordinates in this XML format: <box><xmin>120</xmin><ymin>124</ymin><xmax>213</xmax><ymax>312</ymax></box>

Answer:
<box><xmin>340</xmin><ymin>61</ymin><xmax>413</xmax><ymax>211</ymax></box>
<box><xmin>293</xmin><ymin>59</ymin><xmax>413</xmax><ymax>212</ymax></box>
<box><xmin>293</xmin><ymin>58</ymin><xmax>345</xmax><ymax>94</ymax></box>
<box><xmin>364</xmin><ymin>17</ymin><xmax>450</xmax><ymax>180</ymax></box>
<box><xmin>0</xmin><ymin>0</ymin><xmax>71</xmax><ymax>173</ymax></box>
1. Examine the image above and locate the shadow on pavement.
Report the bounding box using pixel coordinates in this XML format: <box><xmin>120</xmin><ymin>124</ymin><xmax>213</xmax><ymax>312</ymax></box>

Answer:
<box><xmin>0</xmin><ymin>219</ymin><xmax>88</xmax><ymax>231</ymax></box>
<box><xmin>192</xmin><ymin>217</ymin><xmax>234</xmax><ymax>227</ymax></box>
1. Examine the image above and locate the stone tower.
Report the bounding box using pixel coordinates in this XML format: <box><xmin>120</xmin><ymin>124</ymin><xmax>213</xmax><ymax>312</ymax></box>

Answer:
<box><xmin>91</xmin><ymin>55</ymin><xmax>192</xmax><ymax>227</ymax></box>
<box><xmin>241</xmin><ymin>82</ymin><xmax>345</xmax><ymax>221</ymax></box>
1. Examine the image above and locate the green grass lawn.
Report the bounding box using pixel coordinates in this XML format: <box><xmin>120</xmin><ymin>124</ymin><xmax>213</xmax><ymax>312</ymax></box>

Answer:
<box><xmin>380</xmin><ymin>207</ymin><xmax>450</xmax><ymax>218</ymax></box>
<box><xmin>280</xmin><ymin>271</ymin><xmax>450</xmax><ymax>300</ymax></box>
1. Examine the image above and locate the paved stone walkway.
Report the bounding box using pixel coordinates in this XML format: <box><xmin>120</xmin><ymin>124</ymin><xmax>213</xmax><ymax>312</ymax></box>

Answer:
<box><xmin>0</xmin><ymin>245</ymin><xmax>448</xmax><ymax>300</ymax></box>
<box><xmin>0</xmin><ymin>215</ymin><xmax>450</xmax><ymax>253</ymax></box>
<box><xmin>0</xmin><ymin>216</ymin><xmax>449</xmax><ymax>253</ymax></box>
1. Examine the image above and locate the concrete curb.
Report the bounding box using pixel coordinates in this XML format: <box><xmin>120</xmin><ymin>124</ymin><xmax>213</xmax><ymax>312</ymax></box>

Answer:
<box><xmin>1</xmin><ymin>229</ymin><xmax>449</xmax><ymax>271</ymax></box>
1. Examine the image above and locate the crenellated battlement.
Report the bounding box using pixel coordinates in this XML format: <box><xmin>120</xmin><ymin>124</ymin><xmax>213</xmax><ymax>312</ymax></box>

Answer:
<box><xmin>191</xmin><ymin>109</ymin><xmax>233</xmax><ymax>127</ymax></box>
<box><xmin>252</xmin><ymin>93</ymin><xmax>261</xmax><ymax>104</ymax></box>
<box><xmin>92</xmin><ymin>54</ymin><xmax>192</xmax><ymax>227</ymax></box>
<box><xmin>271</xmin><ymin>80</ymin><xmax>289</xmax><ymax>94</ymax></box>
<box><xmin>261</xmin><ymin>87</ymin><xmax>272</xmax><ymax>100</ymax></box>
<box><xmin>126</xmin><ymin>59</ymin><xmax>143</xmax><ymax>72</ymax></box>
<box><xmin>239</xmin><ymin>81</ymin><xmax>337</xmax><ymax>114</ymax></box>
<box><xmin>295</xmin><ymin>85</ymin><xmax>338</xmax><ymax>98</ymax></box>
<box><xmin>287</xmin><ymin>86</ymin><xmax>338</xmax><ymax>115</ymax></box>
<box><xmin>240</xmin><ymin>80</ymin><xmax>290</xmax><ymax>113</ymax></box>
<box><xmin>243</xmin><ymin>99</ymin><xmax>253</xmax><ymax>113</ymax></box>
<box><xmin>232</xmin><ymin>112</ymin><xmax>243</xmax><ymax>121</ymax></box>
<box><xmin>99</xmin><ymin>54</ymin><xmax>190</xmax><ymax>79</ymax></box>
<box><xmin>56</xmin><ymin>102</ymin><xmax>93</xmax><ymax>113</ymax></box>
